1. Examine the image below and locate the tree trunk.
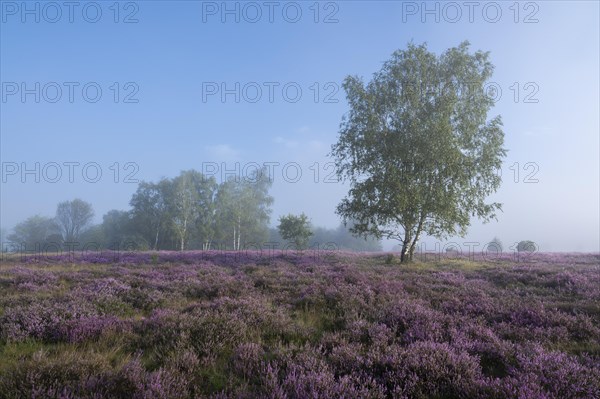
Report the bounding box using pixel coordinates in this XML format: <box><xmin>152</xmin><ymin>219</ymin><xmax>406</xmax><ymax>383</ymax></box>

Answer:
<box><xmin>408</xmin><ymin>231</ymin><xmax>420</xmax><ymax>261</ymax></box>
<box><xmin>236</xmin><ymin>215</ymin><xmax>242</xmax><ymax>251</ymax></box>
<box><xmin>154</xmin><ymin>229</ymin><xmax>160</xmax><ymax>251</ymax></box>
<box><xmin>233</xmin><ymin>226</ymin><xmax>236</xmax><ymax>251</ymax></box>
<box><xmin>408</xmin><ymin>214</ymin><xmax>426</xmax><ymax>262</ymax></box>
<box><xmin>181</xmin><ymin>219</ymin><xmax>187</xmax><ymax>251</ymax></box>
<box><xmin>400</xmin><ymin>233</ymin><xmax>412</xmax><ymax>263</ymax></box>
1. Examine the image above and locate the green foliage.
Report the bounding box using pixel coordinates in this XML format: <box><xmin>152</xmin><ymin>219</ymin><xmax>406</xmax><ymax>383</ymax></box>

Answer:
<box><xmin>128</xmin><ymin>168</ymin><xmax>273</xmax><ymax>251</ymax></box>
<box><xmin>99</xmin><ymin>210</ymin><xmax>130</xmax><ymax>248</ymax></box>
<box><xmin>314</xmin><ymin>223</ymin><xmax>382</xmax><ymax>251</ymax></box>
<box><xmin>517</xmin><ymin>240</ymin><xmax>537</xmax><ymax>252</ymax></box>
<box><xmin>166</xmin><ymin>170</ymin><xmax>231</xmax><ymax>250</ymax></box>
<box><xmin>130</xmin><ymin>179</ymin><xmax>173</xmax><ymax>250</ymax></box>
<box><xmin>10</xmin><ymin>167</ymin><xmax>275</xmax><ymax>252</ymax></box>
<box><xmin>78</xmin><ymin>225</ymin><xmax>105</xmax><ymax>249</ymax></box>
<box><xmin>269</xmin><ymin>222</ymin><xmax>382</xmax><ymax>252</ymax></box>
<box><xmin>277</xmin><ymin>213</ymin><xmax>313</xmax><ymax>250</ymax></box>
<box><xmin>331</xmin><ymin>41</ymin><xmax>507</xmax><ymax>262</ymax></box>
<box><xmin>6</xmin><ymin>215</ymin><xmax>59</xmax><ymax>250</ymax></box>
<box><xmin>215</xmin><ymin>168</ymin><xmax>273</xmax><ymax>250</ymax></box>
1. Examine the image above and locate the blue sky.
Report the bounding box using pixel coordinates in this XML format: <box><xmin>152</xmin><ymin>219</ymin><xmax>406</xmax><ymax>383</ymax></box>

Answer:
<box><xmin>1</xmin><ymin>1</ymin><xmax>599</xmax><ymax>251</ymax></box>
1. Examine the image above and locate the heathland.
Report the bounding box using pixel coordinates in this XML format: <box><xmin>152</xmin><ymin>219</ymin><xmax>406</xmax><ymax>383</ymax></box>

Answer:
<box><xmin>0</xmin><ymin>251</ymin><xmax>598</xmax><ymax>398</ymax></box>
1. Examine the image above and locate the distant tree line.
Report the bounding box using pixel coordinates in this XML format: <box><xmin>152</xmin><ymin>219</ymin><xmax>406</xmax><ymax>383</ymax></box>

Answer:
<box><xmin>270</xmin><ymin>220</ymin><xmax>382</xmax><ymax>252</ymax></box>
<box><xmin>5</xmin><ymin>168</ymin><xmax>382</xmax><ymax>252</ymax></box>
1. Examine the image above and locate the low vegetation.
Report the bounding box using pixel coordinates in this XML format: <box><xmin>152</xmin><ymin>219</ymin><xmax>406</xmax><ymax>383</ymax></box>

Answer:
<box><xmin>0</xmin><ymin>252</ymin><xmax>598</xmax><ymax>398</ymax></box>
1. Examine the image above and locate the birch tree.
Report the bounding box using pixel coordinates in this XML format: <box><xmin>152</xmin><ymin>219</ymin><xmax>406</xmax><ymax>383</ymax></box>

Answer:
<box><xmin>216</xmin><ymin>168</ymin><xmax>273</xmax><ymax>250</ymax></box>
<box><xmin>170</xmin><ymin>171</ymin><xmax>199</xmax><ymax>251</ymax></box>
<box><xmin>130</xmin><ymin>179</ymin><xmax>171</xmax><ymax>250</ymax></box>
<box><xmin>331</xmin><ymin>41</ymin><xmax>506</xmax><ymax>262</ymax></box>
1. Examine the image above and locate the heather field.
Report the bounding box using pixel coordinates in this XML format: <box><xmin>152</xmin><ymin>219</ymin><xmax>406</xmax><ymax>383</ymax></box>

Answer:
<box><xmin>0</xmin><ymin>251</ymin><xmax>599</xmax><ymax>399</ymax></box>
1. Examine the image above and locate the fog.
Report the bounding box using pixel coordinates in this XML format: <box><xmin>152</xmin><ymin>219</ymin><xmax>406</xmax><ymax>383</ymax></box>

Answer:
<box><xmin>1</xmin><ymin>1</ymin><xmax>598</xmax><ymax>253</ymax></box>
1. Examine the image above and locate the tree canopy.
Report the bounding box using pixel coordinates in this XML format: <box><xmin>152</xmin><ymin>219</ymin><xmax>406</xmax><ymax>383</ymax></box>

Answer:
<box><xmin>331</xmin><ymin>41</ymin><xmax>506</xmax><ymax>262</ymax></box>
<box><xmin>7</xmin><ymin>215</ymin><xmax>59</xmax><ymax>250</ymax></box>
<box><xmin>277</xmin><ymin>213</ymin><xmax>313</xmax><ymax>250</ymax></box>
<box><xmin>128</xmin><ymin>168</ymin><xmax>273</xmax><ymax>251</ymax></box>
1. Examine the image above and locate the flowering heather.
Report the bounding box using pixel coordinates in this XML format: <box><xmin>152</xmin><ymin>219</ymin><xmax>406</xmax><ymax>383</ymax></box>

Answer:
<box><xmin>0</xmin><ymin>251</ymin><xmax>598</xmax><ymax>398</ymax></box>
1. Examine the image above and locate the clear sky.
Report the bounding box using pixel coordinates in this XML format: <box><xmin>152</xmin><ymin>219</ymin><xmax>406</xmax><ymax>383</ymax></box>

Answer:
<box><xmin>1</xmin><ymin>1</ymin><xmax>599</xmax><ymax>252</ymax></box>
